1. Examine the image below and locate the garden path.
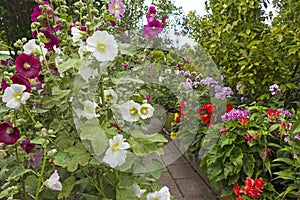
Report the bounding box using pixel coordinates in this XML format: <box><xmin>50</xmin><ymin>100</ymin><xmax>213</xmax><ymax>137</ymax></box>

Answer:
<box><xmin>157</xmin><ymin>138</ymin><xmax>219</xmax><ymax>200</ymax></box>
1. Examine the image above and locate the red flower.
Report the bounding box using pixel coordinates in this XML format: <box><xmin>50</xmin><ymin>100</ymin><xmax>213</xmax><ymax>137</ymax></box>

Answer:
<box><xmin>199</xmin><ymin>103</ymin><xmax>216</xmax><ymax>126</ymax></box>
<box><xmin>233</xmin><ymin>183</ymin><xmax>241</xmax><ymax>196</ymax></box>
<box><xmin>236</xmin><ymin>197</ymin><xmax>244</xmax><ymax>200</ymax></box>
<box><xmin>20</xmin><ymin>140</ymin><xmax>35</xmax><ymax>154</ymax></box>
<box><xmin>243</xmin><ymin>132</ymin><xmax>258</xmax><ymax>142</ymax></box>
<box><xmin>42</xmin><ymin>30</ymin><xmax>60</xmax><ymax>51</ymax></box>
<box><xmin>239</xmin><ymin>118</ymin><xmax>249</xmax><ymax>126</ymax></box>
<box><xmin>200</xmin><ymin>114</ymin><xmax>211</xmax><ymax>125</ymax></box>
<box><xmin>0</xmin><ymin>122</ymin><xmax>20</xmax><ymax>145</ymax></box>
<box><xmin>31</xmin><ymin>1</ymin><xmax>53</xmax><ymax>22</ymax></box>
<box><xmin>268</xmin><ymin>109</ymin><xmax>280</xmax><ymax>119</ymax></box>
<box><xmin>15</xmin><ymin>53</ymin><xmax>41</xmax><ymax>79</ymax></box>
<box><xmin>254</xmin><ymin>177</ymin><xmax>266</xmax><ymax>189</ymax></box>
<box><xmin>220</xmin><ymin>128</ymin><xmax>227</xmax><ymax>134</ymax></box>
<box><xmin>280</xmin><ymin>121</ymin><xmax>291</xmax><ymax>129</ymax></box>
<box><xmin>226</xmin><ymin>103</ymin><xmax>233</xmax><ymax>112</ymax></box>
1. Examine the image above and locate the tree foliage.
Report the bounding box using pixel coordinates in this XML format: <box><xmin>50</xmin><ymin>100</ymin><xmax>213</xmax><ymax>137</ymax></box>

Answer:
<box><xmin>187</xmin><ymin>0</ymin><xmax>300</xmax><ymax>107</ymax></box>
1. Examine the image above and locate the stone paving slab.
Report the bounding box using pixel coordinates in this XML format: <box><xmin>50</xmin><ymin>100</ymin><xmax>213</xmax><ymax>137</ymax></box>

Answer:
<box><xmin>158</xmin><ymin>139</ymin><xmax>218</xmax><ymax>200</ymax></box>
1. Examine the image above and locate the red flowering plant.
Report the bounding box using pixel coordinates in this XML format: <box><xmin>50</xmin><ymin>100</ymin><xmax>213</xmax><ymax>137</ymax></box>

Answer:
<box><xmin>198</xmin><ymin>101</ymin><xmax>300</xmax><ymax>199</ymax></box>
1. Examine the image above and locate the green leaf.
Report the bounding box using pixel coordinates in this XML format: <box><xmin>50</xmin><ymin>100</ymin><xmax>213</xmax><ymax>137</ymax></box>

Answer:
<box><xmin>272</xmin><ymin>157</ymin><xmax>294</xmax><ymax>166</ymax></box>
<box><xmin>0</xmin><ymin>105</ymin><xmax>10</xmax><ymax>114</ymax></box>
<box><xmin>230</xmin><ymin>147</ymin><xmax>243</xmax><ymax>169</ymax></box>
<box><xmin>129</xmin><ymin>139</ymin><xmax>164</xmax><ymax>156</ymax></box>
<box><xmin>118</xmin><ymin>43</ymin><xmax>136</xmax><ymax>56</ymax></box>
<box><xmin>57</xmin><ymin>57</ymin><xmax>83</xmax><ymax>74</ymax></box>
<box><xmin>291</xmin><ymin>121</ymin><xmax>300</xmax><ymax>134</ymax></box>
<box><xmin>116</xmin><ymin>188</ymin><xmax>138</xmax><ymax>200</ymax></box>
<box><xmin>54</xmin><ymin>152</ymin><xmax>72</xmax><ymax>168</ymax></box>
<box><xmin>8</xmin><ymin>167</ymin><xmax>35</xmax><ymax>181</ymax></box>
<box><xmin>269</xmin><ymin>124</ymin><xmax>281</xmax><ymax>132</ymax></box>
<box><xmin>79</xmin><ymin>118</ymin><xmax>109</xmax><ymax>156</ymax></box>
<box><xmin>130</xmin><ymin>130</ymin><xmax>168</xmax><ymax>143</ymax></box>
<box><xmin>64</xmin><ymin>143</ymin><xmax>91</xmax><ymax>172</ymax></box>
<box><xmin>118</xmin><ymin>173</ymin><xmax>134</xmax><ymax>189</ymax></box>
<box><xmin>278</xmin><ymin>185</ymin><xmax>298</xmax><ymax>198</ymax></box>
<box><xmin>58</xmin><ymin>176</ymin><xmax>88</xmax><ymax>199</ymax></box>
<box><xmin>243</xmin><ymin>154</ymin><xmax>255</xmax><ymax>177</ymax></box>
<box><xmin>274</xmin><ymin>169</ymin><xmax>295</xmax><ymax>180</ymax></box>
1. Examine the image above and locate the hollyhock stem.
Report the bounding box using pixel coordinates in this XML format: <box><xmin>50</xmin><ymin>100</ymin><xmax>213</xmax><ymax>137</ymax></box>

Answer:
<box><xmin>100</xmin><ymin>78</ymin><xmax>106</xmax><ymax>106</ymax></box>
<box><xmin>23</xmin><ymin>105</ymin><xmax>36</xmax><ymax>124</ymax></box>
<box><xmin>81</xmin><ymin>168</ymin><xmax>107</xmax><ymax>198</ymax></box>
<box><xmin>86</xmin><ymin>0</ymin><xmax>93</xmax><ymax>23</ymax></box>
<box><xmin>35</xmin><ymin>142</ymin><xmax>47</xmax><ymax>199</ymax></box>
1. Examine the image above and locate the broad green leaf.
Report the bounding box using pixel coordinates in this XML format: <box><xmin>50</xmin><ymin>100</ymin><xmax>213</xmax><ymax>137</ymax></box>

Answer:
<box><xmin>57</xmin><ymin>57</ymin><xmax>83</xmax><ymax>74</ymax></box>
<box><xmin>130</xmin><ymin>130</ymin><xmax>168</xmax><ymax>143</ymax></box>
<box><xmin>269</xmin><ymin>124</ymin><xmax>281</xmax><ymax>133</ymax></box>
<box><xmin>79</xmin><ymin>118</ymin><xmax>109</xmax><ymax>156</ymax></box>
<box><xmin>243</xmin><ymin>154</ymin><xmax>255</xmax><ymax>177</ymax></box>
<box><xmin>116</xmin><ymin>188</ymin><xmax>138</xmax><ymax>200</ymax></box>
<box><xmin>230</xmin><ymin>147</ymin><xmax>243</xmax><ymax>169</ymax></box>
<box><xmin>118</xmin><ymin>43</ymin><xmax>136</xmax><ymax>56</ymax></box>
<box><xmin>54</xmin><ymin>152</ymin><xmax>72</xmax><ymax>168</ymax></box>
<box><xmin>118</xmin><ymin>173</ymin><xmax>134</xmax><ymax>189</ymax></box>
<box><xmin>8</xmin><ymin>167</ymin><xmax>35</xmax><ymax>181</ymax></box>
<box><xmin>58</xmin><ymin>176</ymin><xmax>88</xmax><ymax>198</ymax></box>
<box><xmin>291</xmin><ymin>121</ymin><xmax>300</xmax><ymax>134</ymax></box>
<box><xmin>0</xmin><ymin>105</ymin><xmax>10</xmax><ymax>114</ymax></box>
<box><xmin>129</xmin><ymin>139</ymin><xmax>164</xmax><ymax>156</ymax></box>
<box><xmin>64</xmin><ymin>143</ymin><xmax>91</xmax><ymax>172</ymax></box>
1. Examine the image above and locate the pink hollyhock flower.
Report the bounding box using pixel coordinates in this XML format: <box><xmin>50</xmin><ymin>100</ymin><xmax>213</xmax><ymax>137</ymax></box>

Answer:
<box><xmin>31</xmin><ymin>1</ymin><xmax>53</xmax><ymax>22</ymax></box>
<box><xmin>42</xmin><ymin>31</ymin><xmax>60</xmax><ymax>51</ymax></box>
<box><xmin>146</xmin><ymin>6</ymin><xmax>157</xmax><ymax>22</ymax></box>
<box><xmin>15</xmin><ymin>53</ymin><xmax>41</xmax><ymax>79</ymax></box>
<box><xmin>20</xmin><ymin>140</ymin><xmax>35</xmax><ymax>154</ymax></box>
<box><xmin>143</xmin><ymin>19</ymin><xmax>164</xmax><ymax>40</ymax></box>
<box><xmin>220</xmin><ymin>129</ymin><xmax>227</xmax><ymax>134</ymax></box>
<box><xmin>108</xmin><ymin>0</ymin><xmax>126</xmax><ymax>19</ymax></box>
<box><xmin>0</xmin><ymin>122</ymin><xmax>20</xmax><ymax>145</ymax></box>
<box><xmin>28</xmin><ymin>149</ymin><xmax>44</xmax><ymax>168</ymax></box>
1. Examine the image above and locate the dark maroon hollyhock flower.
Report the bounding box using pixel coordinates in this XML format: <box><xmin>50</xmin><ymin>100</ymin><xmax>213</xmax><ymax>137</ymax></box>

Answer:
<box><xmin>28</xmin><ymin>149</ymin><xmax>44</xmax><ymax>168</ymax></box>
<box><xmin>32</xmin><ymin>74</ymin><xmax>44</xmax><ymax>90</ymax></box>
<box><xmin>0</xmin><ymin>122</ymin><xmax>20</xmax><ymax>145</ymax></box>
<box><xmin>146</xmin><ymin>6</ymin><xmax>157</xmax><ymax>22</ymax></box>
<box><xmin>1</xmin><ymin>78</ymin><xmax>9</xmax><ymax>92</ymax></box>
<box><xmin>1</xmin><ymin>59</ymin><xmax>9</xmax><ymax>66</ymax></box>
<box><xmin>21</xmin><ymin>140</ymin><xmax>35</xmax><ymax>154</ymax></box>
<box><xmin>42</xmin><ymin>31</ymin><xmax>60</xmax><ymax>51</ymax></box>
<box><xmin>15</xmin><ymin>53</ymin><xmax>41</xmax><ymax>79</ymax></box>
<box><xmin>11</xmin><ymin>74</ymin><xmax>31</xmax><ymax>92</ymax></box>
<box><xmin>143</xmin><ymin>19</ymin><xmax>164</xmax><ymax>40</ymax></box>
<box><xmin>31</xmin><ymin>1</ymin><xmax>53</xmax><ymax>22</ymax></box>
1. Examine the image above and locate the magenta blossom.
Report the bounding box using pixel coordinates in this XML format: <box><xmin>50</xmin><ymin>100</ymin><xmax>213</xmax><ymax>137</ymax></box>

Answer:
<box><xmin>21</xmin><ymin>140</ymin><xmax>35</xmax><ymax>154</ymax></box>
<box><xmin>0</xmin><ymin>122</ymin><xmax>20</xmax><ymax>145</ymax></box>
<box><xmin>28</xmin><ymin>149</ymin><xmax>44</xmax><ymax>168</ymax></box>
<box><xmin>1</xmin><ymin>74</ymin><xmax>31</xmax><ymax>93</ymax></box>
<box><xmin>31</xmin><ymin>1</ymin><xmax>53</xmax><ymax>22</ymax></box>
<box><xmin>1</xmin><ymin>59</ymin><xmax>9</xmax><ymax>66</ymax></box>
<box><xmin>108</xmin><ymin>0</ymin><xmax>126</xmax><ymax>19</ymax></box>
<box><xmin>15</xmin><ymin>53</ymin><xmax>41</xmax><ymax>79</ymax></box>
<box><xmin>143</xmin><ymin>19</ymin><xmax>164</xmax><ymax>40</ymax></box>
<box><xmin>42</xmin><ymin>31</ymin><xmax>60</xmax><ymax>51</ymax></box>
<box><xmin>146</xmin><ymin>6</ymin><xmax>157</xmax><ymax>22</ymax></box>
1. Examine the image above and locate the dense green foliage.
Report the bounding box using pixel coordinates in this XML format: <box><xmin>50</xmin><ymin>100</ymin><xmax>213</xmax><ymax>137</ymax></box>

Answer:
<box><xmin>187</xmin><ymin>0</ymin><xmax>300</xmax><ymax>107</ymax></box>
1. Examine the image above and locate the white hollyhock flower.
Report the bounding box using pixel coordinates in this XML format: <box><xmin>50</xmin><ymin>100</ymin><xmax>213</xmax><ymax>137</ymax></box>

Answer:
<box><xmin>131</xmin><ymin>184</ymin><xmax>146</xmax><ymax>198</ymax></box>
<box><xmin>103</xmin><ymin>89</ymin><xmax>118</xmax><ymax>105</ymax></box>
<box><xmin>75</xmin><ymin>100</ymin><xmax>100</xmax><ymax>119</ymax></box>
<box><xmin>53</xmin><ymin>46</ymin><xmax>64</xmax><ymax>66</ymax></box>
<box><xmin>2</xmin><ymin>84</ymin><xmax>30</xmax><ymax>109</ymax></box>
<box><xmin>71</xmin><ymin>27</ymin><xmax>83</xmax><ymax>43</ymax></box>
<box><xmin>147</xmin><ymin>186</ymin><xmax>170</xmax><ymax>200</ymax></box>
<box><xmin>46</xmin><ymin>170</ymin><xmax>62</xmax><ymax>191</ymax></box>
<box><xmin>86</xmin><ymin>31</ymin><xmax>118</xmax><ymax>62</ymax></box>
<box><xmin>103</xmin><ymin>134</ymin><xmax>130</xmax><ymax>168</ymax></box>
<box><xmin>119</xmin><ymin>100</ymin><xmax>141</xmax><ymax>122</ymax></box>
<box><xmin>78</xmin><ymin>42</ymin><xmax>86</xmax><ymax>59</ymax></box>
<box><xmin>23</xmin><ymin>39</ymin><xmax>47</xmax><ymax>61</ymax></box>
<box><xmin>138</xmin><ymin>103</ymin><xmax>154</xmax><ymax>119</ymax></box>
<box><xmin>78</xmin><ymin>63</ymin><xmax>98</xmax><ymax>81</ymax></box>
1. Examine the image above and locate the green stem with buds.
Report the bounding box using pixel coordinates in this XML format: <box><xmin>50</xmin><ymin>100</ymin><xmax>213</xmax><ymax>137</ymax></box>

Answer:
<box><xmin>35</xmin><ymin>141</ymin><xmax>47</xmax><ymax>200</ymax></box>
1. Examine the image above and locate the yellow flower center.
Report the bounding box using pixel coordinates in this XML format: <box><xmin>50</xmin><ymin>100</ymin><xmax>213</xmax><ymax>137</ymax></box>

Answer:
<box><xmin>13</xmin><ymin>93</ymin><xmax>22</xmax><ymax>102</ymax></box>
<box><xmin>113</xmin><ymin>4</ymin><xmax>119</xmax><ymax>12</ymax></box>
<box><xmin>24</xmin><ymin>62</ymin><xmax>31</xmax><ymax>69</ymax></box>
<box><xmin>140</xmin><ymin>106</ymin><xmax>149</xmax><ymax>114</ymax></box>
<box><xmin>6</xmin><ymin>127</ymin><xmax>13</xmax><ymax>135</ymax></box>
<box><xmin>112</xmin><ymin>142</ymin><xmax>120</xmax><ymax>153</ymax></box>
<box><xmin>130</xmin><ymin>107</ymin><xmax>138</xmax><ymax>116</ymax></box>
<box><xmin>152</xmin><ymin>26</ymin><xmax>156</xmax><ymax>30</ymax></box>
<box><xmin>85</xmin><ymin>106</ymin><xmax>94</xmax><ymax>114</ymax></box>
<box><xmin>106</xmin><ymin>94</ymin><xmax>113</xmax><ymax>102</ymax></box>
<box><xmin>96</xmin><ymin>42</ymin><xmax>106</xmax><ymax>53</ymax></box>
